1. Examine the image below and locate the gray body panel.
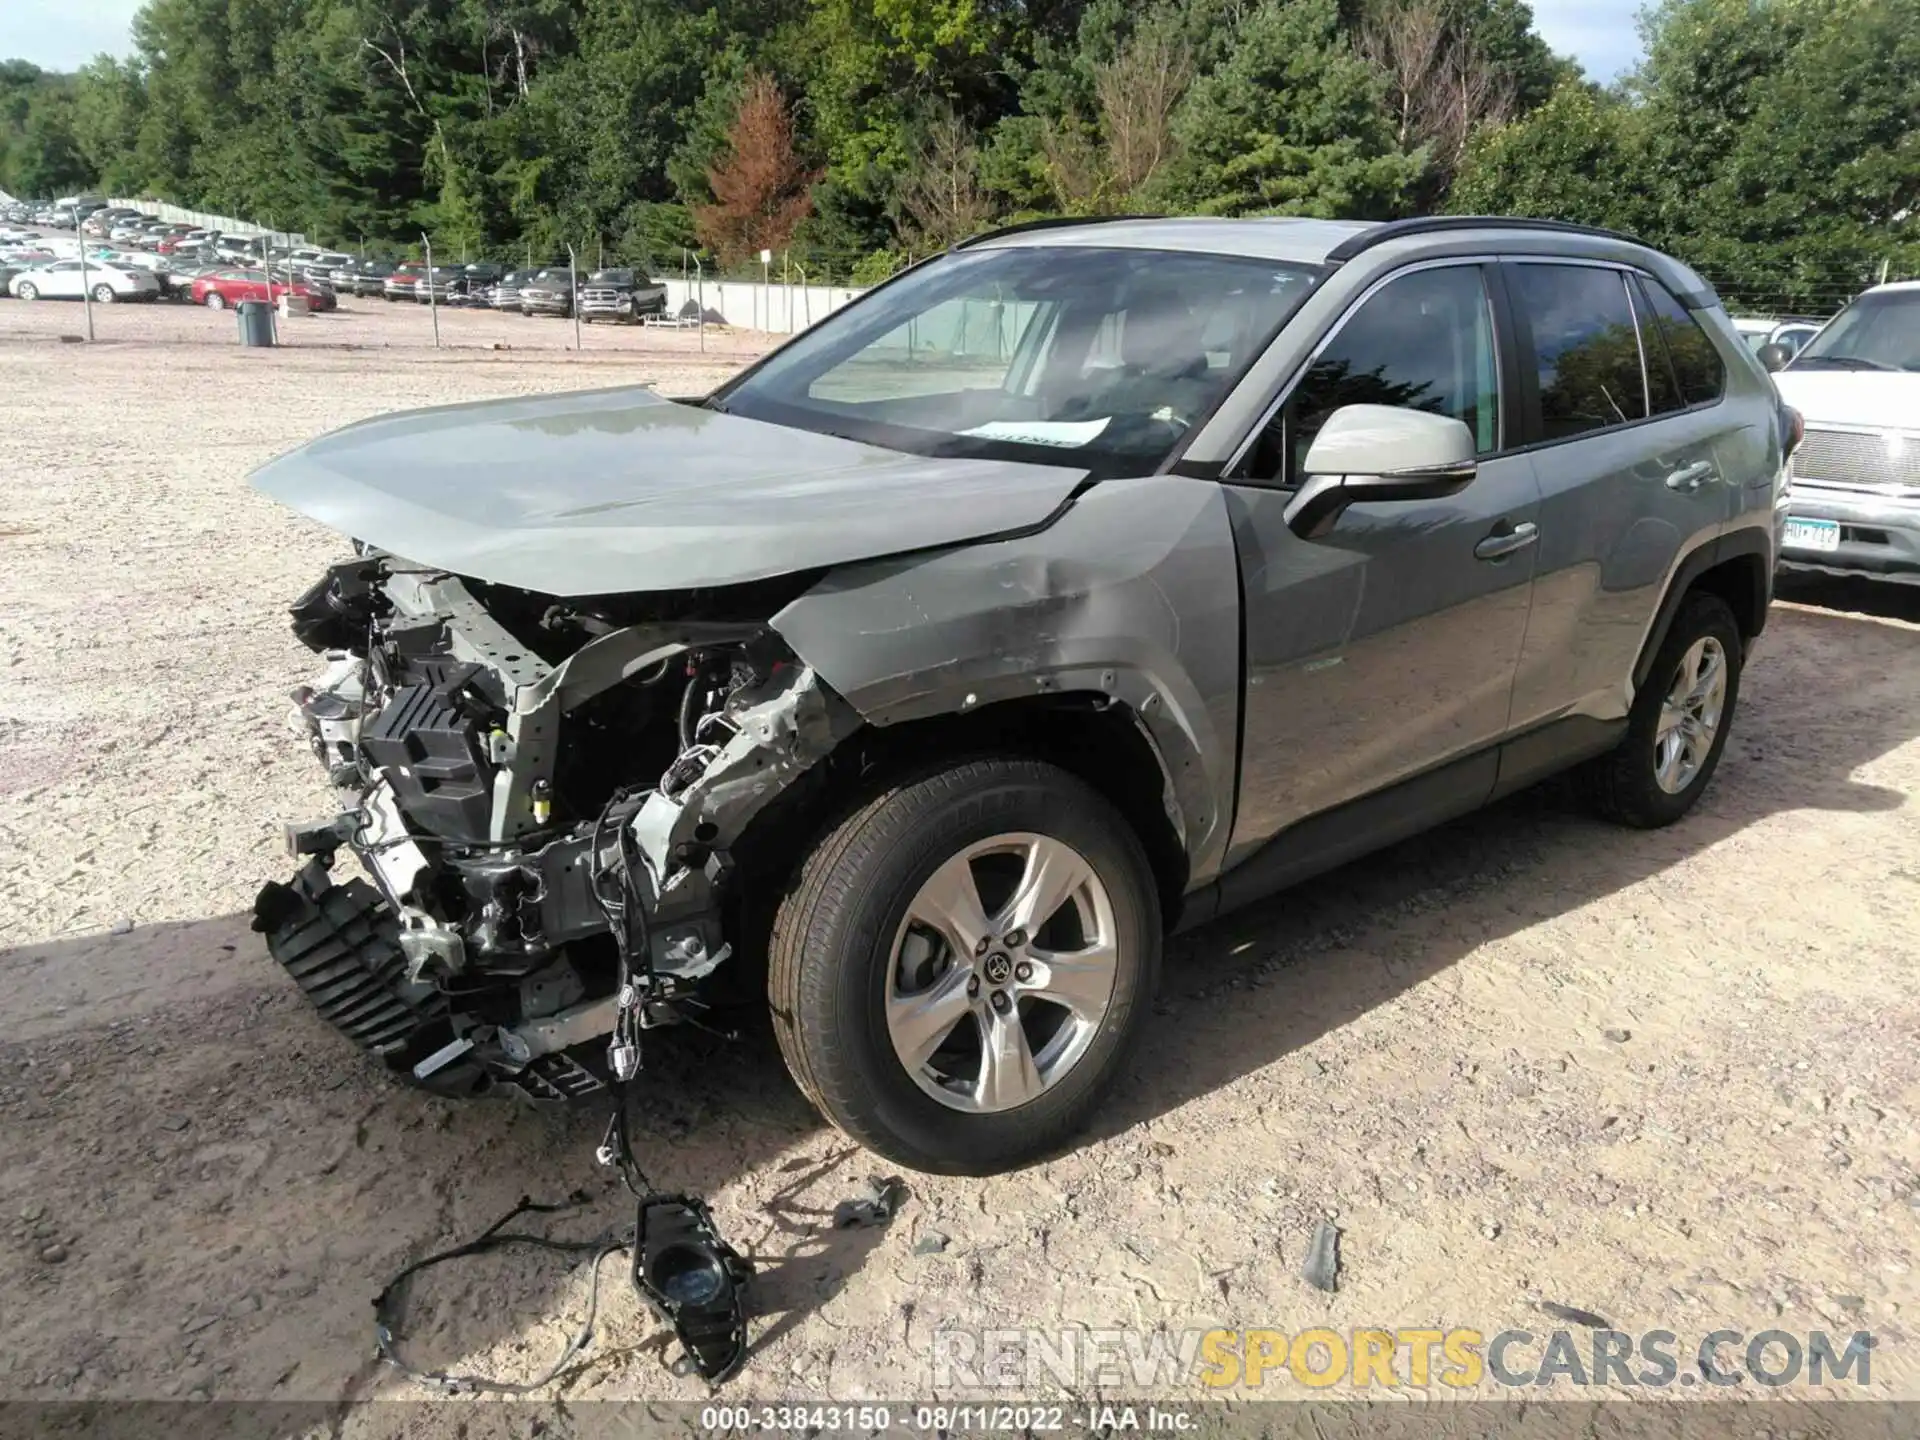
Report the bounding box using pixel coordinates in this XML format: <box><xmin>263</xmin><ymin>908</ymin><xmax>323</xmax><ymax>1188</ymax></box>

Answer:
<box><xmin>1512</xmin><ymin>383</ymin><xmax>1765</xmax><ymax>730</ymax></box>
<box><xmin>771</xmin><ymin>475</ymin><xmax>1244</xmax><ymax>889</ymax></box>
<box><xmin>1222</xmin><ymin>451</ymin><xmax>1541</xmax><ymax>865</ymax></box>
<box><xmin>250</xmin><ymin>385</ymin><xmax>1088</xmax><ymax>597</ymax></box>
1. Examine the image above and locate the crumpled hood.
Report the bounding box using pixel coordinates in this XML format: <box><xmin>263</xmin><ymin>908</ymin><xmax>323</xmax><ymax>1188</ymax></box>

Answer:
<box><xmin>251</xmin><ymin>385</ymin><xmax>1088</xmax><ymax>596</ymax></box>
<box><xmin>1772</xmin><ymin>370</ymin><xmax>1920</xmax><ymax>432</ymax></box>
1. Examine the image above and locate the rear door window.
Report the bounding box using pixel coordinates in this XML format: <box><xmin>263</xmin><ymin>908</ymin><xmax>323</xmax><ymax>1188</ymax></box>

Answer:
<box><xmin>1509</xmin><ymin>263</ymin><xmax>1647</xmax><ymax>441</ymax></box>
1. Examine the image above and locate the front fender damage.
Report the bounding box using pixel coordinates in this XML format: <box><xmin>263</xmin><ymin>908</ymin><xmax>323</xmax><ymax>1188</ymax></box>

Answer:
<box><xmin>768</xmin><ymin>474</ymin><xmax>1244</xmax><ymax>893</ymax></box>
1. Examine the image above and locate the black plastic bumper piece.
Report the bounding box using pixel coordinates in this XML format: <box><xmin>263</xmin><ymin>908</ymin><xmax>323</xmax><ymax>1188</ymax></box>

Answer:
<box><xmin>252</xmin><ymin>860</ymin><xmax>479</xmax><ymax>1094</ymax></box>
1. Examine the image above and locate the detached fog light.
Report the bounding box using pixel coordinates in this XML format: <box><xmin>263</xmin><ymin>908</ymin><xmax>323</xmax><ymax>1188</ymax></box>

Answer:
<box><xmin>633</xmin><ymin>1194</ymin><xmax>752</xmax><ymax>1383</ymax></box>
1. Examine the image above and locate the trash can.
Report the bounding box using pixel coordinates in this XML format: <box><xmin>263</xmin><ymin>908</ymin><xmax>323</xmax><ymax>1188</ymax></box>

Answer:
<box><xmin>236</xmin><ymin>299</ymin><xmax>275</xmax><ymax>347</ymax></box>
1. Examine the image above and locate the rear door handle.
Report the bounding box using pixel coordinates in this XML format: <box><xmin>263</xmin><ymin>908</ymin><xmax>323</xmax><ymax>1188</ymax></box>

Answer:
<box><xmin>1665</xmin><ymin>461</ymin><xmax>1715</xmax><ymax>492</ymax></box>
<box><xmin>1474</xmin><ymin>520</ymin><xmax>1539</xmax><ymax>561</ymax></box>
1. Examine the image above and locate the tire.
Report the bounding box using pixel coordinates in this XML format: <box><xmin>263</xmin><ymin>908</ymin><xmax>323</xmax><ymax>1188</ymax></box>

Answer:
<box><xmin>1584</xmin><ymin>591</ymin><xmax>1743</xmax><ymax>828</ymax></box>
<box><xmin>204</xmin><ymin>291</ymin><xmax>226</xmax><ymax>310</ymax></box>
<box><xmin>16</xmin><ymin>282</ymin><xmax>35</xmax><ymax>301</ymax></box>
<box><xmin>92</xmin><ymin>283</ymin><xmax>115</xmax><ymax>303</ymax></box>
<box><xmin>769</xmin><ymin>757</ymin><xmax>1162</xmax><ymax>1174</ymax></box>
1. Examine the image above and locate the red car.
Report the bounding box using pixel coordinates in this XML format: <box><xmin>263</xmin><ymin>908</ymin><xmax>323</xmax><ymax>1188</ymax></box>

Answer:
<box><xmin>191</xmin><ymin>269</ymin><xmax>336</xmax><ymax>311</ymax></box>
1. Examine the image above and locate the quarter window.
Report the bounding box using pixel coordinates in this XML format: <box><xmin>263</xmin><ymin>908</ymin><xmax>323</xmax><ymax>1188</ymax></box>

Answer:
<box><xmin>1510</xmin><ymin>264</ymin><xmax>1647</xmax><ymax>441</ymax></box>
<box><xmin>1638</xmin><ymin>277</ymin><xmax>1726</xmax><ymax>406</ymax></box>
<box><xmin>1245</xmin><ymin>265</ymin><xmax>1501</xmax><ymax>484</ymax></box>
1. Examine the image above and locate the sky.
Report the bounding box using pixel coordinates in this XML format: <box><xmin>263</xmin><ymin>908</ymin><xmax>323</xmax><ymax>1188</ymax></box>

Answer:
<box><xmin>6</xmin><ymin>0</ymin><xmax>1648</xmax><ymax>82</ymax></box>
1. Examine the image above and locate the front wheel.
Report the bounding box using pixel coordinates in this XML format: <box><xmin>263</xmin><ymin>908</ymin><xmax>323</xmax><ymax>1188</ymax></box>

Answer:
<box><xmin>769</xmin><ymin>758</ymin><xmax>1161</xmax><ymax>1174</ymax></box>
<box><xmin>16</xmin><ymin>282</ymin><xmax>36</xmax><ymax>301</ymax></box>
<box><xmin>204</xmin><ymin>291</ymin><xmax>226</xmax><ymax>310</ymax></box>
<box><xmin>1583</xmin><ymin>591</ymin><xmax>1743</xmax><ymax>827</ymax></box>
<box><xmin>92</xmin><ymin>283</ymin><xmax>115</xmax><ymax>303</ymax></box>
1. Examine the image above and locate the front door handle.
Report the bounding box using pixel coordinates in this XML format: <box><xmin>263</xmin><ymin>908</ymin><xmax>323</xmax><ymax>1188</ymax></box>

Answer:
<box><xmin>1475</xmin><ymin>520</ymin><xmax>1539</xmax><ymax>561</ymax></box>
<box><xmin>1666</xmin><ymin>461</ymin><xmax>1715</xmax><ymax>492</ymax></box>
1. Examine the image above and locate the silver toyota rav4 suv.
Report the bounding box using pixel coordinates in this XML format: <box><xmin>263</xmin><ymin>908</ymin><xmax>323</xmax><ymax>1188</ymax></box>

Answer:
<box><xmin>252</xmin><ymin>216</ymin><xmax>1792</xmax><ymax>1174</ymax></box>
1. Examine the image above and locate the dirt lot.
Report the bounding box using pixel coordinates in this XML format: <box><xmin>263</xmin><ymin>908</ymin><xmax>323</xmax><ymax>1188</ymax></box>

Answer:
<box><xmin>1</xmin><ymin>295</ymin><xmax>1918</xmax><ymax>1420</ymax></box>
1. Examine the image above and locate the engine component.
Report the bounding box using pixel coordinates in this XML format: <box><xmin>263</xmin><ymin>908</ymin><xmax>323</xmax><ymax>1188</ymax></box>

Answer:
<box><xmin>359</xmin><ymin>660</ymin><xmax>499</xmax><ymax>841</ymax></box>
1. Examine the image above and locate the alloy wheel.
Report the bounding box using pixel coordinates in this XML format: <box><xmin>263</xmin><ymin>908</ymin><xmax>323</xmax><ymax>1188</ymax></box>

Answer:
<box><xmin>1654</xmin><ymin>636</ymin><xmax>1727</xmax><ymax>794</ymax></box>
<box><xmin>886</xmin><ymin>832</ymin><xmax>1119</xmax><ymax>1114</ymax></box>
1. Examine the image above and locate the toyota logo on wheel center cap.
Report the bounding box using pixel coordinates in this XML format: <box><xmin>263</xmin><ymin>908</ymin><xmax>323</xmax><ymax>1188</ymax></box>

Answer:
<box><xmin>982</xmin><ymin>952</ymin><xmax>1013</xmax><ymax>985</ymax></box>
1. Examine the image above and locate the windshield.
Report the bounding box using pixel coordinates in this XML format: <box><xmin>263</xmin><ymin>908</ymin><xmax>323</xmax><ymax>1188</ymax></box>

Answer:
<box><xmin>716</xmin><ymin>245</ymin><xmax>1320</xmax><ymax>477</ymax></box>
<box><xmin>590</xmin><ymin>269</ymin><xmax>633</xmax><ymax>284</ymax></box>
<box><xmin>1790</xmin><ymin>290</ymin><xmax>1920</xmax><ymax>372</ymax></box>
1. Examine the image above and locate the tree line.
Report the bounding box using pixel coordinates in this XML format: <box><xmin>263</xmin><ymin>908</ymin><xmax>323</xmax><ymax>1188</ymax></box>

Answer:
<box><xmin>1</xmin><ymin>0</ymin><xmax>1914</xmax><ymax>307</ymax></box>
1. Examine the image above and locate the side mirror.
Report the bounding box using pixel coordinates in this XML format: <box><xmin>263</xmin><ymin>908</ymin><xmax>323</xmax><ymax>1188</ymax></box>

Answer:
<box><xmin>1283</xmin><ymin>405</ymin><xmax>1479</xmax><ymax>539</ymax></box>
<box><xmin>1756</xmin><ymin>343</ymin><xmax>1790</xmax><ymax>372</ymax></box>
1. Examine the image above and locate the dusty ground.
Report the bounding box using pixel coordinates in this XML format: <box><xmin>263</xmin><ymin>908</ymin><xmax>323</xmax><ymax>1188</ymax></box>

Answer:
<box><xmin>1</xmin><ymin>295</ymin><xmax>1918</xmax><ymax>1424</ymax></box>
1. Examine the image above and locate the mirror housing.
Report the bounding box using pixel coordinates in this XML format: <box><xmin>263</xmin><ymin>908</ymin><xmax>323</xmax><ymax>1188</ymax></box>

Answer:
<box><xmin>1283</xmin><ymin>405</ymin><xmax>1479</xmax><ymax>539</ymax></box>
<box><xmin>1756</xmin><ymin>342</ymin><xmax>1791</xmax><ymax>372</ymax></box>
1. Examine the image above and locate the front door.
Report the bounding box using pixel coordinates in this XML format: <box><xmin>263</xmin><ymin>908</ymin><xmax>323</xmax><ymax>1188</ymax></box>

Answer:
<box><xmin>1222</xmin><ymin>261</ymin><xmax>1540</xmax><ymax>866</ymax></box>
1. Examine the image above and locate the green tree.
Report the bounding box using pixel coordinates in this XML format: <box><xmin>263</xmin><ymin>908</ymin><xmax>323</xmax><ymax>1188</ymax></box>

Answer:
<box><xmin>1155</xmin><ymin>0</ymin><xmax>1426</xmax><ymax>218</ymax></box>
<box><xmin>1448</xmin><ymin>80</ymin><xmax>1654</xmax><ymax>234</ymax></box>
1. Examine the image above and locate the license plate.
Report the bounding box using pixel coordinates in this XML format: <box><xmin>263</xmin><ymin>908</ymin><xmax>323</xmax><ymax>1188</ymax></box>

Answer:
<box><xmin>1784</xmin><ymin>517</ymin><xmax>1840</xmax><ymax>553</ymax></box>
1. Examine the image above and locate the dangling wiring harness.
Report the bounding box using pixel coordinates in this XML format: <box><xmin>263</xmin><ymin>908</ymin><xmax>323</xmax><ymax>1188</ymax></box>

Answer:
<box><xmin>369</xmin><ymin>785</ymin><xmax>753</xmax><ymax>1391</ymax></box>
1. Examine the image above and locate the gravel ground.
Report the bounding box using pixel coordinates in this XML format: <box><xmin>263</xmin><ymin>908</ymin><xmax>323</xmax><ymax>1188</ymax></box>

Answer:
<box><xmin>1</xmin><ymin>296</ymin><xmax>1917</xmax><ymax>1422</ymax></box>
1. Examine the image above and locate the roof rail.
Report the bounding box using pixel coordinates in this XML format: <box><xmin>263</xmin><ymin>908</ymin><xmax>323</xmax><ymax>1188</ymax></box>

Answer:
<box><xmin>1324</xmin><ymin>215</ymin><xmax>1647</xmax><ymax>263</ymax></box>
<box><xmin>954</xmin><ymin>214</ymin><xmax>1164</xmax><ymax>249</ymax></box>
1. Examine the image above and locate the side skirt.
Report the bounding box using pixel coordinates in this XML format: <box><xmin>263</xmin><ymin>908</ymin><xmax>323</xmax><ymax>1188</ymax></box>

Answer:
<box><xmin>1172</xmin><ymin>715</ymin><xmax>1625</xmax><ymax>934</ymax></box>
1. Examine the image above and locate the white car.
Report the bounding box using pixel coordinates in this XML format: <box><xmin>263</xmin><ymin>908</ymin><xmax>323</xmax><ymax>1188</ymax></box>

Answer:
<box><xmin>8</xmin><ymin>260</ymin><xmax>161</xmax><ymax>303</ymax></box>
<box><xmin>1770</xmin><ymin>281</ymin><xmax>1920</xmax><ymax>583</ymax></box>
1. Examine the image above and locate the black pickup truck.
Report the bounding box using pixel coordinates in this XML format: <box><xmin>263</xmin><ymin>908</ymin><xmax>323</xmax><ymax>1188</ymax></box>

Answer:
<box><xmin>579</xmin><ymin>267</ymin><xmax>669</xmax><ymax>323</ymax></box>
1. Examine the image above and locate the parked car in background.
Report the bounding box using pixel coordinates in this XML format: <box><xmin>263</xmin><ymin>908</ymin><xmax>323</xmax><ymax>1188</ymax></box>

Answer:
<box><xmin>518</xmin><ymin>267</ymin><xmax>575</xmax><ymax>316</ymax></box>
<box><xmin>491</xmin><ymin>269</ymin><xmax>528</xmax><ymax>310</ymax></box>
<box><xmin>348</xmin><ymin>260</ymin><xmax>395</xmax><ymax>297</ymax></box>
<box><xmin>0</xmin><ymin>263</ymin><xmax>24</xmax><ymax>294</ymax></box>
<box><xmin>449</xmin><ymin>262</ymin><xmax>503</xmax><ymax>305</ymax></box>
<box><xmin>10</xmin><ymin>259</ymin><xmax>160</xmax><ymax>302</ymax></box>
<box><xmin>412</xmin><ymin>265</ymin><xmax>464</xmax><ymax>303</ymax></box>
<box><xmin>1766</xmin><ymin>319</ymin><xmax>1823</xmax><ymax>360</ymax></box>
<box><xmin>191</xmin><ymin>268</ymin><xmax>336</xmax><ymax>311</ymax></box>
<box><xmin>1768</xmin><ymin>281</ymin><xmax>1920</xmax><ymax>584</ymax></box>
<box><xmin>579</xmin><ymin>267</ymin><xmax>669</xmax><ymax>323</ymax></box>
<box><xmin>297</xmin><ymin>251</ymin><xmax>354</xmax><ymax>282</ymax></box>
<box><xmin>383</xmin><ymin>263</ymin><xmax>425</xmax><ymax>301</ymax></box>
<box><xmin>214</xmin><ymin>235</ymin><xmax>272</xmax><ymax>264</ymax></box>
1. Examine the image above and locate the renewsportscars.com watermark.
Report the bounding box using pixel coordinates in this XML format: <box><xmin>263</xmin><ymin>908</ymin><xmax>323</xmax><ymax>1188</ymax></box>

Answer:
<box><xmin>932</xmin><ymin>1327</ymin><xmax>1876</xmax><ymax>1391</ymax></box>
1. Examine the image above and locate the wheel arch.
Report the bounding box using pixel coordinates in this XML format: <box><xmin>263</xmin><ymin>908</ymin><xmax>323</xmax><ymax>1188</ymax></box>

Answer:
<box><xmin>1632</xmin><ymin>524</ymin><xmax>1773</xmax><ymax>691</ymax></box>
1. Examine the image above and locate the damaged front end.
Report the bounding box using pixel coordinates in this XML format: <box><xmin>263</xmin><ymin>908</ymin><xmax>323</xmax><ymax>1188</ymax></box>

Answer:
<box><xmin>254</xmin><ymin>553</ymin><xmax>858</xmax><ymax>1101</ymax></box>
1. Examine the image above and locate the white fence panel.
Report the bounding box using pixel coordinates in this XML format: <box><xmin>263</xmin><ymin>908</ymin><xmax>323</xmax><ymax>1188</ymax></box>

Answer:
<box><xmin>660</xmin><ymin>278</ymin><xmax>865</xmax><ymax>334</ymax></box>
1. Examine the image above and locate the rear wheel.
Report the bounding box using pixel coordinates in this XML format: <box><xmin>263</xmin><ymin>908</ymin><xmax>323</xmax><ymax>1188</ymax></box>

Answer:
<box><xmin>92</xmin><ymin>283</ymin><xmax>115</xmax><ymax>303</ymax></box>
<box><xmin>769</xmin><ymin>757</ymin><xmax>1161</xmax><ymax>1174</ymax></box>
<box><xmin>1584</xmin><ymin>591</ymin><xmax>1743</xmax><ymax>827</ymax></box>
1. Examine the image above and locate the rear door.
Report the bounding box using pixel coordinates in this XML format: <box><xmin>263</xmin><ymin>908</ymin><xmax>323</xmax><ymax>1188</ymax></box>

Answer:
<box><xmin>1222</xmin><ymin>260</ymin><xmax>1541</xmax><ymax>862</ymax></box>
<box><xmin>1500</xmin><ymin>260</ymin><xmax>1745</xmax><ymax>734</ymax></box>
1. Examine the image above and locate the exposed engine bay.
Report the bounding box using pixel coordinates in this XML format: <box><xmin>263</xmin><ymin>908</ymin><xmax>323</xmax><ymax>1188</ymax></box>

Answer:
<box><xmin>252</xmin><ymin>550</ymin><xmax>858</xmax><ymax>1102</ymax></box>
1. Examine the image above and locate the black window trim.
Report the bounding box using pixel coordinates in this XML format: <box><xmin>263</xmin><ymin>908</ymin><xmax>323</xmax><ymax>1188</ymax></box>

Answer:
<box><xmin>1220</xmin><ymin>255</ymin><xmax>1519</xmax><ymax>489</ymax></box>
<box><xmin>1498</xmin><ymin>256</ymin><xmax>1729</xmax><ymax>456</ymax></box>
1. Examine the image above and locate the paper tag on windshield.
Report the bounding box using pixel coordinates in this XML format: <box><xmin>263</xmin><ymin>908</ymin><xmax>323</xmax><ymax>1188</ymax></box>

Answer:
<box><xmin>957</xmin><ymin>418</ymin><xmax>1112</xmax><ymax>448</ymax></box>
